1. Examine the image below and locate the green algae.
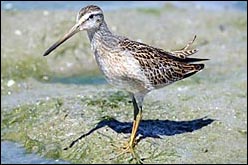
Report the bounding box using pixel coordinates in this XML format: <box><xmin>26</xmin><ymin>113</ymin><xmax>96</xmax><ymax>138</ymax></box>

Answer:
<box><xmin>1</xmin><ymin>91</ymin><xmax>132</xmax><ymax>163</ymax></box>
<box><xmin>81</xmin><ymin>91</ymin><xmax>130</xmax><ymax>109</ymax></box>
<box><xmin>1</xmin><ymin>98</ymin><xmax>65</xmax><ymax>159</ymax></box>
<box><xmin>1</xmin><ymin>56</ymin><xmax>49</xmax><ymax>79</ymax></box>
<box><xmin>137</xmin><ymin>8</ymin><xmax>161</xmax><ymax>16</ymax></box>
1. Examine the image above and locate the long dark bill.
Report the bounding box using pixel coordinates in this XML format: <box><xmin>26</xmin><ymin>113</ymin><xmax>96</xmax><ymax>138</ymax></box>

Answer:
<box><xmin>43</xmin><ymin>24</ymin><xmax>80</xmax><ymax>56</ymax></box>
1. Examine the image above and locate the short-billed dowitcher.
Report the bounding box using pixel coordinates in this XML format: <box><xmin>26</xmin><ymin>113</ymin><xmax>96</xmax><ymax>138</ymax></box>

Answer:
<box><xmin>43</xmin><ymin>5</ymin><xmax>208</xmax><ymax>162</ymax></box>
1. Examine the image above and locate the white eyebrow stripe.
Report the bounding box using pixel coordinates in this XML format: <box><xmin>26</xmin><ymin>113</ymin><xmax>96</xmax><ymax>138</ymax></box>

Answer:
<box><xmin>78</xmin><ymin>11</ymin><xmax>102</xmax><ymax>24</ymax></box>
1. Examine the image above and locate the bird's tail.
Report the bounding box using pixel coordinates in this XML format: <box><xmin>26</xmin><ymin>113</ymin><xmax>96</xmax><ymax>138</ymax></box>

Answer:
<box><xmin>182</xmin><ymin>63</ymin><xmax>204</xmax><ymax>79</ymax></box>
<box><xmin>171</xmin><ymin>35</ymin><xmax>198</xmax><ymax>59</ymax></box>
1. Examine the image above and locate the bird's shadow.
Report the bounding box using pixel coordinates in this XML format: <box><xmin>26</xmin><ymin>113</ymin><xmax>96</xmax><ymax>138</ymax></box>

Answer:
<box><xmin>64</xmin><ymin>116</ymin><xmax>214</xmax><ymax>150</ymax></box>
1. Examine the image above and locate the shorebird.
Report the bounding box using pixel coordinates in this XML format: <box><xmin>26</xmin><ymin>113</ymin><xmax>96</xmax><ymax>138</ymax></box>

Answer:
<box><xmin>43</xmin><ymin>5</ymin><xmax>208</xmax><ymax>162</ymax></box>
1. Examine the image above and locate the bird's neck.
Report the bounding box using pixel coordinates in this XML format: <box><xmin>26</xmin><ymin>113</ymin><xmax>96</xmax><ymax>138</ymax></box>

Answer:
<box><xmin>87</xmin><ymin>21</ymin><xmax>112</xmax><ymax>43</ymax></box>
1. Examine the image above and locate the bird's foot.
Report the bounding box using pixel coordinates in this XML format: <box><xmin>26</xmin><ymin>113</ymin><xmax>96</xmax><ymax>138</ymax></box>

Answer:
<box><xmin>111</xmin><ymin>140</ymin><xmax>143</xmax><ymax>164</ymax></box>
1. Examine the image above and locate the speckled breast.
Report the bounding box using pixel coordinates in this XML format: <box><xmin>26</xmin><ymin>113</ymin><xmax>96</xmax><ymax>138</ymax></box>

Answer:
<box><xmin>93</xmin><ymin>48</ymin><xmax>153</xmax><ymax>93</ymax></box>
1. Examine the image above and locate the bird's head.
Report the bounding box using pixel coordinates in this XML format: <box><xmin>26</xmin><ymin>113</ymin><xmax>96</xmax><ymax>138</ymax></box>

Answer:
<box><xmin>43</xmin><ymin>5</ymin><xmax>104</xmax><ymax>56</ymax></box>
<box><xmin>76</xmin><ymin>5</ymin><xmax>104</xmax><ymax>31</ymax></box>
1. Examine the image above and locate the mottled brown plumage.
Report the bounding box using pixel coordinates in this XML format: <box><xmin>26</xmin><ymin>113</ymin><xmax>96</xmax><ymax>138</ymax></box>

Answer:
<box><xmin>43</xmin><ymin>5</ymin><xmax>208</xmax><ymax>162</ymax></box>
<box><xmin>118</xmin><ymin>38</ymin><xmax>205</xmax><ymax>89</ymax></box>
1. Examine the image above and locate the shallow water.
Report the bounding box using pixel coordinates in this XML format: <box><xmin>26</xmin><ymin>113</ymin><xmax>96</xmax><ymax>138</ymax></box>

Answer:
<box><xmin>1</xmin><ymin>1</ymin><xmax>166</xmax><ymax>11</ymax></box>
<box><xmin>1</xmin><ymin>1</ymin><xmax>247</xmax><ymax>12</ymax></box>
<box><xmin>49</xmin><ymin>75</ymin><xmax>106</xmax><ymax>85</ymax></box>
<box><xmin>1</xmin><ymin>141</ymin><xmax>69</xmax><ymax>164</ymax></box>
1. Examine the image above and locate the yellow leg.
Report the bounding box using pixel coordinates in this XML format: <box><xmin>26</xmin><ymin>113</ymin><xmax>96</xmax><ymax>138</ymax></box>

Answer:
<box><xmin>129</xmin><ymin>111</ymin><xmax>142</xmax><ymax>148</ymax></box>
<box><xmin>113</xmin><ymin>95</ymin><xmax>143</xmax><ymax>163</ymax></box>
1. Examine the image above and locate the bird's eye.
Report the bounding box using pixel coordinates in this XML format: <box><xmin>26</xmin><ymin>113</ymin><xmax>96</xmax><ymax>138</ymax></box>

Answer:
<box><xmin>89</xmin><ymin>14</ymin><xmax>94</xmax><ymax>19</ymax></box>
